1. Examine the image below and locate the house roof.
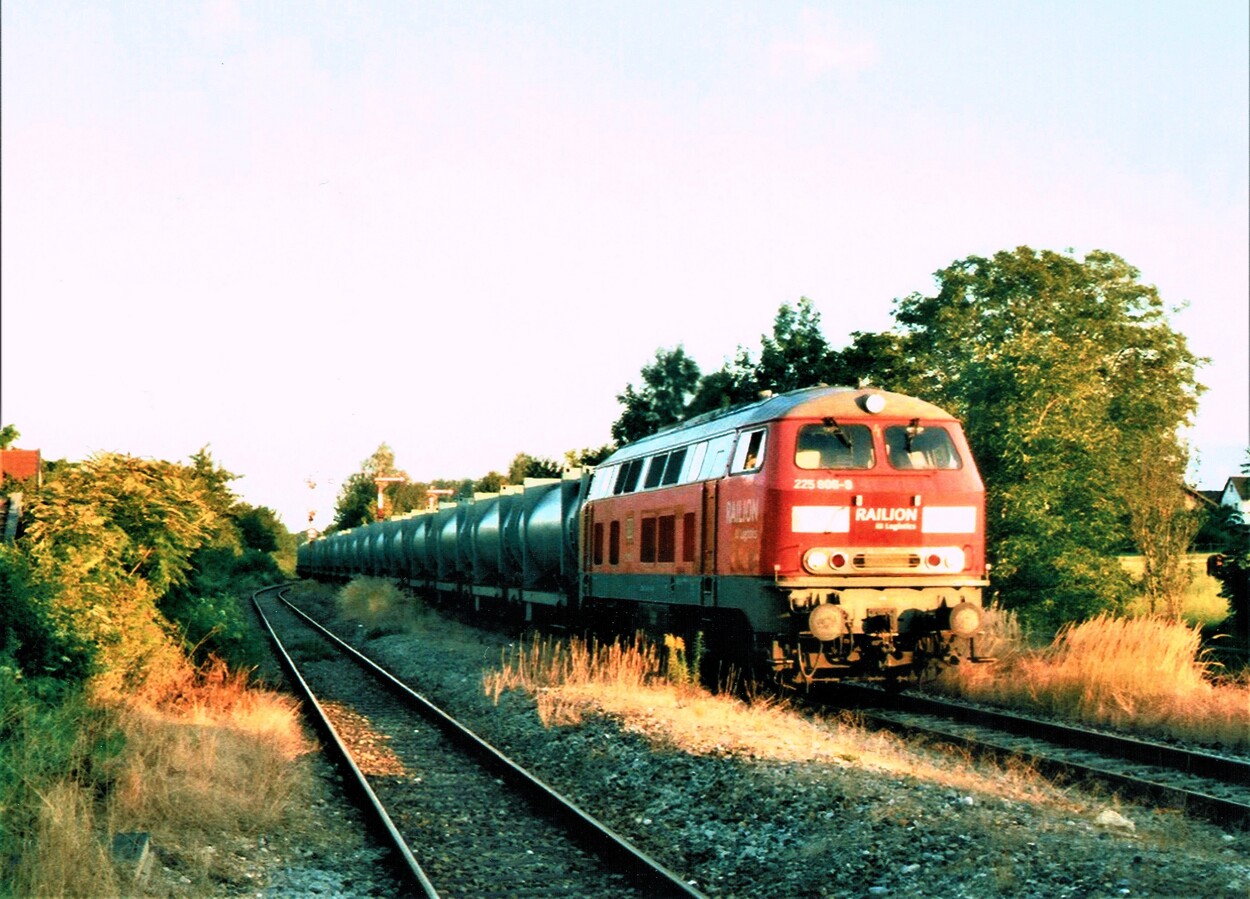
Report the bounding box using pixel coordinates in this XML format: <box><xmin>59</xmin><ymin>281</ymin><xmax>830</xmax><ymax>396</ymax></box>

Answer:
<box><xmin>1224</xmin><ymin>476</ymin><xmax>1250</xmax><ymax>501</ymax></box>
<box><xmin>0</xmin><ymin>448</ymin><xmax>41</xmax><ymax>484</ymax></box>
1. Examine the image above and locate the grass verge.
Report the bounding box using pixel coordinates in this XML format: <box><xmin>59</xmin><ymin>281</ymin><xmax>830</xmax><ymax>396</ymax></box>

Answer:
<box><xmin>3</xmin><ymin>659</ymin><xmax>318</xmax><ymax>896</ymax></box>
<box><xmin>939</xmin><ymin>612</ymin><xmax>1250</xmax><ymax>748</ymax></box>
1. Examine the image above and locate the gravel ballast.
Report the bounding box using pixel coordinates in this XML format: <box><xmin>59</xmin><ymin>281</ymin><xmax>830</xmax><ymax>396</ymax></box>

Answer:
<box><xmin>251</xmin><ymin>588</ymin><xmax>1248</xmax><ymax>898</ymax></box>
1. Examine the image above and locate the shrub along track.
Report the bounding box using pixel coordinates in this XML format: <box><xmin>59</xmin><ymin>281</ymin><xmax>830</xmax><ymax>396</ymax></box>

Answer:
<box><xmin>251</xmin><ymin>585</ymin><xmax>703</xmax><ymax>899</ymax></box>
<box><xmin>822</xmin><ymin>683</ymin><xmax>1250</xmax><ymax>829</ymax></box>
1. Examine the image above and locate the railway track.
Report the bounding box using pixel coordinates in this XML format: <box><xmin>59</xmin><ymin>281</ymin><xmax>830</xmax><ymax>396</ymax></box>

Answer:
<box><xmin>824</xmin><ymin>682</ymin><xmax>1250</xmax><ymax>829</ymax></box>
<box><xmin>251</xmin><ymin>585</ymin><xmax>704</xmax><ymax>898</ymax></box>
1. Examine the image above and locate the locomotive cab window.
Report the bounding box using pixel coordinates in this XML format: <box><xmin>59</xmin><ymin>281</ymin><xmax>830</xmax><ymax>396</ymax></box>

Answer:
<box><xmin>884</xmin><ymin>424</ymin><xmax>962</xmax><ymax>470</ymax></box>
<box><xmin>731</xmin><ymin>429</ymin><xmax>767</xmax><ymax>474</ymax></box>
<box><xmin>795</xmin><ymin>423</ymin><xmax>874</xmax><ymax>469</ymax></box>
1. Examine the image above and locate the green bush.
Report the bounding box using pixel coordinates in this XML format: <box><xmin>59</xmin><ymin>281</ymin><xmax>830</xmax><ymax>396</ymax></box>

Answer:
<box><xmin>0</xmin><ymin>548</ymin><xmax>95</xmax><ymax>685</ymax></box>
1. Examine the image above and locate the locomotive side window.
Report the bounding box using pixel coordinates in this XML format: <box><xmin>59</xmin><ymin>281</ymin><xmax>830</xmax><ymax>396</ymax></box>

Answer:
<box><xmin>640</xmin><ymin>517</ymin><xmax>657</xmax><ymax>563</ymax></box>
<box><xmin>613</xmin><ymin>458</ymin><xmax>645</xmax><ymax>494</ymax></box>
<box><xmin>593</xmin><ymin>522</ymin><xmax>605</xmax><ymax>565</ymax></box>
<box><xmin>609</xmin><ymin>520</ymin><xmax>621</xmax><ymax>564</ymax></box>
<box><xmin>795</xmin><ymin>423</ymin><xmax>874</xmax><ymax>469</ymax></box>
<box><xmin>681</xmin><ymin>512</ymin><xmax>696</xmax><ymax>562</ymax></box>
<box><xmin>731</xmin><ymin>429</ymin><xmax>767</xmax><ymax>474</ymax></box>
<box><xmin>644</xmin><ymin>454</ymin><xmax>666</xmax><ymax>490</ymax></box>
<box><xmin>884</xmin><ymin>425</ymin><xmax>962</xmax><ymax>470</ymax></box>
<box><xmin>683</xmin><ymin>442</ymin><xmax>708</xmax><ymax>483</ymax></box>
<box><xmin>699</xmin><ymin>434</ymin><xmax>735</xmax><ymax>480</ymax></box>
<box><xmin>661</xmin><ymin>447</ymin><xmax>687</xmax><ymax>486</ymax></box>
<box><xmin>658</xmin><ymin>515</ymin><xmax>676</xmax><ymax>563</ymax></box>
<box><xmin>589</xmin><ymin>465</ymin><xmax>617</xmax><ymax>499</ymax></box>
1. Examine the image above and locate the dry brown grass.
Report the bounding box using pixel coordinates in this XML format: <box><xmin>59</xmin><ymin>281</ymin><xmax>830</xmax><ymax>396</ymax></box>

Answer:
<box><xmin>485</xmin><ymin>632</ymin><xmax>663</xmax><ymax>725</ymax></box>
<box><xmin>941</xmin><ymin>613</ymin><xmax>1250</xmax><ymax>748</ymax></box>
<box><xmin>13</xmin><ymin>780</ymin><xmax>120</xmax><ymax>897</ymax></box>
<box><xmin>13</xmin><ymin>658</ymin><xmax>318</xmax><ymax>894</ymax></box>
<box><xmin>483</xmin><ymin>633</ymin><xmax>1065</xmax><ymax>809</ymax></box>
<box><xmin>109</xmin><ymin>660</ymin><xmax>314</xmax><ymax>839</ymax></box>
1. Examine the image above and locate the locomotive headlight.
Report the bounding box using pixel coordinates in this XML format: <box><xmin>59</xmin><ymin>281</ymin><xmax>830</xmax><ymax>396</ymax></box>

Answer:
<box><xmin>923</xmin><ymin>547</ymin><xmax>966</xmax><ymax>572</ymax></box>
<box><xmin>803</xmin><ymin>548</ymin><xmax>830</xmax><ymax>573</ymax></box>
<box><xmin>861</xmin><ymin>393</ymin><xmax>887</xmax><ymax>414</ymax></box>
<box><xmin>808</xmin><ymin>603</ymin><xmax>848</xmax><ymax>642</ymax></box>
<box><xmin>947</xmin><ymin>602</ymin><xmax>982</xmax><ymax>637</ymax></box>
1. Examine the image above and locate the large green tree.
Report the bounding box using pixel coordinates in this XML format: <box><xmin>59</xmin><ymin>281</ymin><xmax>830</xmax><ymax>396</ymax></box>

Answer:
<box><xmin>754</xmin><ymin>297</ymin><xmax>840</xmax><ymax>393</ymax></box>
<box><xmin>506</xmin><ymin>452</ymin><xmax>562</xmax><ymax>485</ymax></box>
<box><xmin>891</xmin><ymin>247</ymin><xmax>1204</xmax><ymax>631</ymax></box>
<box><xmin>331</xmin><ymin>443</ymin><xmax>422</xmax><ymax>530</ymax></box>
<box><xmin>611</xmin><ymin>345</ymin><xmax>702</xmax><ymax>445</ymax></box>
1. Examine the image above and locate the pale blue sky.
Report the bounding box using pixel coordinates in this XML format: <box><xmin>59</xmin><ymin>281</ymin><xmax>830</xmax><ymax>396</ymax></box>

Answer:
<box><xmin>3</xmin><ymin>1</ymin><xmax>1246</xmax><ymax>530</ymax></box>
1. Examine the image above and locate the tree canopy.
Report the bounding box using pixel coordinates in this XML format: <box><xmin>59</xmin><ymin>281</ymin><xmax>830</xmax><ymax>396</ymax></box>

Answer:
<box><xmin>890</xmin><ymin>247</ymin><xmax>1205</xmax><ymax>629</ymax></box>
<box><xmin>615</xmin><ymin>299</ymin><xmax>855</xmax><ymax>440</ymax></box>
<box><xmin>3</xmin><ymin>449</ymin><xmax>292</xmax><ymax>695</ymax></box>
<box><xmin>611</xmin><ymin>346</ymin><xmax>702</xmax><ymax>445</ymax></box>
<box><xmin>330</xmin><ymin>443</ymin><xmax>424</xmax><ymax>531</ymax></box>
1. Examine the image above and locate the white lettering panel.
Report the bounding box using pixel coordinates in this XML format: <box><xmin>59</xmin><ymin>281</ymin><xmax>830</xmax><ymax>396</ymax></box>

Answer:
<box><xmin>921</xmin><ymin>506</ymin><xmax>977</xmax><ymax>534</ymax></box>
<box><xmin>792</xmin><ymin>506</ymin><xmax>851</xmax><ymax>533</ymax></box>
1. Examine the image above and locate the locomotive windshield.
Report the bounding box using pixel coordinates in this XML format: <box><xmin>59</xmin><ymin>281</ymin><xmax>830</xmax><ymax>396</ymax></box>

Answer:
<box><xmin>795</xmin><ymin>423</ymin><xmax>874</xmax><ymax>469</ymax></box>
<box><xmin>884</xmin><ymin>424</ymin><xmax>963</xmax><ymax>469</ymax></box>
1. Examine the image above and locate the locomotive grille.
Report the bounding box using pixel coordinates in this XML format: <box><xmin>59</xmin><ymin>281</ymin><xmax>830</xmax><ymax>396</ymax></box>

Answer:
<box><xmin>852</xmin><ymin>551</ymin><xmax>921</xmax><ymax>571</ymax></box>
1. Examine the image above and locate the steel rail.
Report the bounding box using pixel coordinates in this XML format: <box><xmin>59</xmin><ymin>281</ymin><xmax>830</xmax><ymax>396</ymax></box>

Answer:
<box><xmin>827</xmin><ymin>682</ymin><xmax>1250</xmax><ymax>828</ymax></box>
<box><xmin>277</xmin><ymin>591</ymin><xmax>706</xmax><ymax>899</ymax></box>
<box><xmin>251</xmin><ymin>586</ymin><xmax>439</xmax><ymax>898</ymax></box>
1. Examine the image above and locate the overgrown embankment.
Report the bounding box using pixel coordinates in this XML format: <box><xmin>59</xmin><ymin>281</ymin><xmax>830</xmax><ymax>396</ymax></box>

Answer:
<box><xmin>0</xmin><ymin>451</ymin><xmax>307</xmax><ymax>895</ymax></box>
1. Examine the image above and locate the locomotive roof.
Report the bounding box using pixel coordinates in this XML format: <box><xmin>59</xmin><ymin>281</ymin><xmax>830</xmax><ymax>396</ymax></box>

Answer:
<box><xmin>604</xmin><ymin>386</ymin><xmax>958</xmax><ymax>464</ymax></box>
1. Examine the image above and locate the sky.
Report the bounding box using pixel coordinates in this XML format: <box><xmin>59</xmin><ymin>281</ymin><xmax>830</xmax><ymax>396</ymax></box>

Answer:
<box><xmin>3</xmin><ymin>0</ymin><xmax>1247</xmax><ymax>533</ymax></box>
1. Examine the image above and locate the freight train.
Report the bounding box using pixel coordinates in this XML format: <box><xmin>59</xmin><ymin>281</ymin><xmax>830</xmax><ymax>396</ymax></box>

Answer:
<box><xmin>298</xmin><ymin>386</ymin><xmax>988</xmax><ymax>685</ymax></box>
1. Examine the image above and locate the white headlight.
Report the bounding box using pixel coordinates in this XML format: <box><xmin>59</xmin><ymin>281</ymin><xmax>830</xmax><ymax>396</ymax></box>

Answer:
<box><xmin>804</xmin><ymin>549</ymin><xmax>830</xmax><ymax>572</ymax></box>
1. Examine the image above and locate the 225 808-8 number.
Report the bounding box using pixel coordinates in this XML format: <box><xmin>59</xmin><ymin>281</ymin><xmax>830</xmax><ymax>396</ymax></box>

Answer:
<box><xmin>792</xmin><ymin>478</ymin><xmax>854</xmax><ymax>491</ymax></box>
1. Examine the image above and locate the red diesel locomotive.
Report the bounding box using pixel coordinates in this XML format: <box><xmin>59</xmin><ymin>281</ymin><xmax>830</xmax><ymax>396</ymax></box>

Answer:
<box><xmin>299</xmin><ymin>386</ymin><xmax>987</xmax><ymax>684</ymax></box>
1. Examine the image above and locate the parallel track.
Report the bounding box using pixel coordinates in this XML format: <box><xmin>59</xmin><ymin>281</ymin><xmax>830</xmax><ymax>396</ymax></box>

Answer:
<box><xmin>252</xmin><ymin>585</ymin><xmax>703</xmax><ymax>898</ymax></box>
<box><xmin>825</xmin><ymin>682</ymin><xmax>1250</xmax><ymax>828</ymax></box>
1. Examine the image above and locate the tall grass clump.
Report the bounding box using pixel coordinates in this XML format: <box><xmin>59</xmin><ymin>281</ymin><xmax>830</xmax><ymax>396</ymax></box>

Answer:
<box><xmin>338</xmin><ymin>576</ymin><xmax>424</xmax><ymax>635</ymax></box>
<box><xmin>111</xmin><ymin>658</ymin><xmax>313</xmax><ymax>833</ymax></box>
<box><xmin>663</xmin><ymin>632</ymin><xmax>705</xmax><ymax>688</ymax></box>
<box><xmin>485</xmin><ymin>633</ymin><xmax>661</xmax><ymax>724</ymax></box>
<box><xmin>103</xmin><ymin>659</ymin><xmax>315</xmax><ymax>888</ymax></box>
<box><xmin>11</xmin><ymin>780</ymin><xmax>120</xmax><ymax>897</ymax></box>
<box><xmin>942</xmin><ymin>613</ymin><xmax>1250</xmax><ymax>748</ymax></box>
<box><xmin>1</xmin><ymin>675</ymin><xmax>123</xmax><ymax>896</ymax></box>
